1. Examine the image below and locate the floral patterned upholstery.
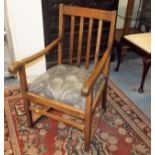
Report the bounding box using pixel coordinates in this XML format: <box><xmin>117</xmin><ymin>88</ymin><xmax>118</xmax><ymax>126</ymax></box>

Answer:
<box><xmin>28</xmin><ymin>64</ymin><xmax>103</xmax><ymax>110</ymax></box>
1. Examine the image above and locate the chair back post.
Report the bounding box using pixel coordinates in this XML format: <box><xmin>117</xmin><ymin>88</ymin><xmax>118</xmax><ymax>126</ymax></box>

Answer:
<box><xmin>58</xmin><ymin>4</ymin><xmax>64</xmax><ymax>64</ymax></box>
<box><xmin>123</xmin><ymin>0</ymin><xmax>135</xmax><ymax>36</ymax></box>
<box><xmin>107</xmin><ymin>11</ymin><xmax>117</xmax><ymax>50</ymax></box>
<box><xmin>102</xmin><ymin>12</ymin><xmax>116</xmax><ymax>109</ymax></box>
<box><xmin>104</xmin><ymin>10</ymin><xmax>116</xmax><ymax>76</ymax></box>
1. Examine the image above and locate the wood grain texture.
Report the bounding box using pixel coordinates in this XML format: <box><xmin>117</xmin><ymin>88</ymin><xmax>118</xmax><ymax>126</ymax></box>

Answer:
<box><xmin>77</xmin><ymin>17</ymin><xmax>84</xmax><ymax>66</ymax></box>
<box><xmin>8</xmin><ymin>38</ymin><xmax>61</xmax><ymax>74</ymax></box>
<box><xmin>94</xmin><ymin>20</ymin><xmax>103</xmax><ymax>65</ymax></box>
<box><xmin>58</xmin><ymin>4</ymin><xmax>63</xmax><ymax>64</ymax></box>
<box><xmin>85</xmin><ymin>18</ymin><xmax>93</xmax><ymax>69</ymax></box>
<box><xmin>8</xmin><ymin>4</ymin><xmax>117</xmax><ymax>150</ymax></box>
<box><xmin>30</xmin><ymin>106</ymin><xmax>84</xmax><ymax>130</ymax></box>
<box><xmin>123</xmin><ymin>0</ymin><xmax>135</xmax><ymax>35</ymax></box>
<box><xmin>84</xmin><ymin>91</ymin><xmax>93</xmax><ymax>150</ymax></box>
<box><xmin>18</xmin><ymin>66</ymin><xmax>32</xmax><ymax>127</ymax></box>
<box><xmin>63</xmin><ymin>4</ymin><xmax>116</xmax><ymax>21</ymax></box>
<box><xmin>69</xmin><ymin>16</ymin><xmax>75</xmax><ymax>64</ymax></box>
<box><xmin>27</xmin><ymin>92</ymin><xmax>85</xmax><ymax>119</ymax></box>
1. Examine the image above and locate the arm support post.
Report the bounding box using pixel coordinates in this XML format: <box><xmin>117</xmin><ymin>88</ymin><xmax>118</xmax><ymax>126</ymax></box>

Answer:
<box><xmin>81</xmin><ymin>48</ymin><xmax>111</xmax><ymax>96</ymax></box>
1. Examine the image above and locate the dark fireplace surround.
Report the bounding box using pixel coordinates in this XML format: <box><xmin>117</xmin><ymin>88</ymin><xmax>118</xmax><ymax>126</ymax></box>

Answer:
<box><xmin>41</xmin><ymin>0</ymin><xmax>119</xmax><ymax>69</ymax></box>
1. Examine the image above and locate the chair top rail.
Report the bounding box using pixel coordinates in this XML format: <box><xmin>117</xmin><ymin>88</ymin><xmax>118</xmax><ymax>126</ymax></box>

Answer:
<box><xmin>61</xmin><ymin>4</ymin><xmax>116</xmax><ymax>22</ymax></box>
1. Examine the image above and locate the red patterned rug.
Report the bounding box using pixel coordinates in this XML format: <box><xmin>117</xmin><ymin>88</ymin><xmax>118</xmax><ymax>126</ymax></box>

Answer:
<box><xmin>4</xmin><ymin>80</ymin><xmax>151</xmax><ymax>155</ymax></box>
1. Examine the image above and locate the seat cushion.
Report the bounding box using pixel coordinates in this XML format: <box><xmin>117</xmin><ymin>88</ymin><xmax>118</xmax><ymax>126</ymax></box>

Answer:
<box><xmin>124</xmin><ymin>32</ymin><xmax>151</xmax><ymax>53</ymax></box>
<box><xmin>28</xmin><ymin>64</ymin><xmax>103</xmax><ymax>110</ymax></box>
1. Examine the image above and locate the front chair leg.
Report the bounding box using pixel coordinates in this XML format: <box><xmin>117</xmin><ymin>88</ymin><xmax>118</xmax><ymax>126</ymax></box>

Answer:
<box><xmin>84</xmin><ymin>120</ymin><xmax>91</xmax><ymax>151</ymax></box>
<box><xmin>19</xmin><ymin>66</ymin><xmax>33</xmax><ymax>128</ymax></box>
<box><xmin>84</xmin><ymin>92</ymin><xmax>93</xmax><ymax>151</ymax></box>
<box><xmin>23</xmin><ymin>98</ymin><xmax>33</xmax><ymax>127</ymax></box>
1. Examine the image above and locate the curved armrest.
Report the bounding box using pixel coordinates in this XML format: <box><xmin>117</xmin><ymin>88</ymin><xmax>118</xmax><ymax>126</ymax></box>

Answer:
<box><xmin>9</xmin><ymin>61</ymin><xmax>24</xmax><ymax>74</ymax></box>
<box><xmin>8</xmin><ymin>37</ymin><xmax>61</xmax><ymax>74</ymax></box>
<box><xmin>81</xmin><ymin>48</ymin><xmax>110</xmax><ymax>96</ymax></box>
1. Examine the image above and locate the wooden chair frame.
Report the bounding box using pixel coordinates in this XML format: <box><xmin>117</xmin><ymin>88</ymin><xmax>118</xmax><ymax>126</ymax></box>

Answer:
<box><xmin>9</xmin><ymin>4</ymin><xmax>116</xmax><ymax>150</ymax></box>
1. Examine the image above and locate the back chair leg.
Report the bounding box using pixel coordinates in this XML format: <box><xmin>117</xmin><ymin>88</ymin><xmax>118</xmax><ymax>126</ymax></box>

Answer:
<box><xmin>114</xmin><ymin>41</ymin><xmax>122</xmax><ymax>71</ymax></box>
<box><xmin>102</xmin><ymin>85</ymin><xmax>107</xmax><ymax>111</ymax></box>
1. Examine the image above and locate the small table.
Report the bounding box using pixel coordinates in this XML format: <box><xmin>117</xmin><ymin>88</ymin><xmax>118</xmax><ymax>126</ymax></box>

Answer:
<box><xmin>115</xmin><ymin>32</ymin><xmax>151</xmax><ymax>93</ymax></box>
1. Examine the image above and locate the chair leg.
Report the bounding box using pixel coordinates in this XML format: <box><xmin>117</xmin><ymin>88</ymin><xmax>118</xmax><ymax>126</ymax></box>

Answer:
<box><xmin>138</xmin><ymin>58</ymin><xmax>151</xmax><ymax>93</ymax></box>
<box><xmin>84</xmin><ymin>93</ymin><xmax>93</xmax><ymax>151</ymax></box>
<box><xmin>23</xmin><ymin>98</ymin><xmax>33</xmax><ymax>127</ymax></box>
<box><xmin>84</xmin><ymin>133</ymin><xmax>90</xmax><ymax>152</ymax></box>
<box><xmin>110</xmin><ymin>42</ymin><xmax>115</xmax><ymax>62</ymax></box>
<box><xmin>102</xmin><ymin>84</ymin><xmax>107</xmax><ymax>111</ymax></box>
<box><xmin>84</xmin><ymin>119</ymin><xmax>91</xmax><ymax>151</ymax></box>
<box><xmin>114</xmin><ymin>41</ymin><xmax>122</xmax><ymax>72</ymax></box>
<box><xmin>18</xmin><ymin>66</ymin><xmax>33</xmax><ymax>127</ymax></box>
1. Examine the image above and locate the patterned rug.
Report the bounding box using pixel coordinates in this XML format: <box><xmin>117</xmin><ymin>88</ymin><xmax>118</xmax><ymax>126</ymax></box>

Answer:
<box><xmin>4</xmin><ymin>80</ymin><xmax>151</xmax><ymax>155</ymax></box>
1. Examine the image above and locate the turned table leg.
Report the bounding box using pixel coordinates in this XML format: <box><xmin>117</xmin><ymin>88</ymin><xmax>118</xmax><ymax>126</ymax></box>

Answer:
<box><xmin>138</xmin><ymin>58</ymin><xmax>151</xmax><ymax>93</ymax></box>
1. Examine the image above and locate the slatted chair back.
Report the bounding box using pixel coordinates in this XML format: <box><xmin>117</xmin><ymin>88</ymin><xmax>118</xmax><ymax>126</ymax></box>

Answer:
<box><xmin>58</xmin><ymin>4</ymin><xmax>116</xmax><ymax>69</ymax></box>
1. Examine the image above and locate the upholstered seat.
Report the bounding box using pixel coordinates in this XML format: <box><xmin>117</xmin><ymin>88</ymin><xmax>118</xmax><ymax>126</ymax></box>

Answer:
<box><xmin>124</xmin><ymin>33</ymin><xmax>151</xmax><ymax>53</ymax></box>
<box><xmin>29</xmin><ymin>64</ymin><xmax>103</xmax><ymax>110</ymax></box>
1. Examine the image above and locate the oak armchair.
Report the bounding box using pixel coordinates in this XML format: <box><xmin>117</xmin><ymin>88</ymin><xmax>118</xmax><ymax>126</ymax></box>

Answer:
<box><xmin>9</xmin><ymin>4</ymin><xmax>116</xmax><ymax>150</ymax></box>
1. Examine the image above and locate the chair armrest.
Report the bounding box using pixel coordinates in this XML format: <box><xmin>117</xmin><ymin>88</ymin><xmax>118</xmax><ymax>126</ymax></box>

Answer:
<box><xmin>9</xmin><ymin>61</ymin><xmax>25</xmax><ymax>74</ymax></box>
<box><xmin>81</xmin><ymin>48</ymin><xmax>110</xmax><ymax>96</ymax></box>
<box><xmin>9</xmin><ymin>37</ymin><xmax>61</xmax><ymax>74</ymax></box>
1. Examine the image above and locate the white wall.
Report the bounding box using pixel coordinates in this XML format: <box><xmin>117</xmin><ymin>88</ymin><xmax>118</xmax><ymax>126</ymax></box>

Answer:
<box><xmin>5</xmin><ymin>0</ymin><xmax>46</xmax><ymax>80</ymax></box>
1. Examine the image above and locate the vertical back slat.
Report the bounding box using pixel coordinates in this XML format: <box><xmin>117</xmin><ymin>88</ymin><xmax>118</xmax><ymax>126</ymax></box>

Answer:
<box><xmin>58</xmin><ymin>4</ymin><xmax>63</xmax><ymax>64</ymax></box>
<box><xmin>77</xmin><ymin>17</ymin><xmax>84</xmax><ymax>66</ymax></box>
<box><xmin>94</xmin><ymin>20</ymin><xmax>103</xmax><ymax>65</ymax></box>
<box><xmin>85</xmin><ymin>18</ymin><xmax>93</xmax><ymax>69</ymax></box>
<box><xmin>69</xmin><ymin>16</ymin><xmax>75</xmax><ymax>64</ymax></box>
